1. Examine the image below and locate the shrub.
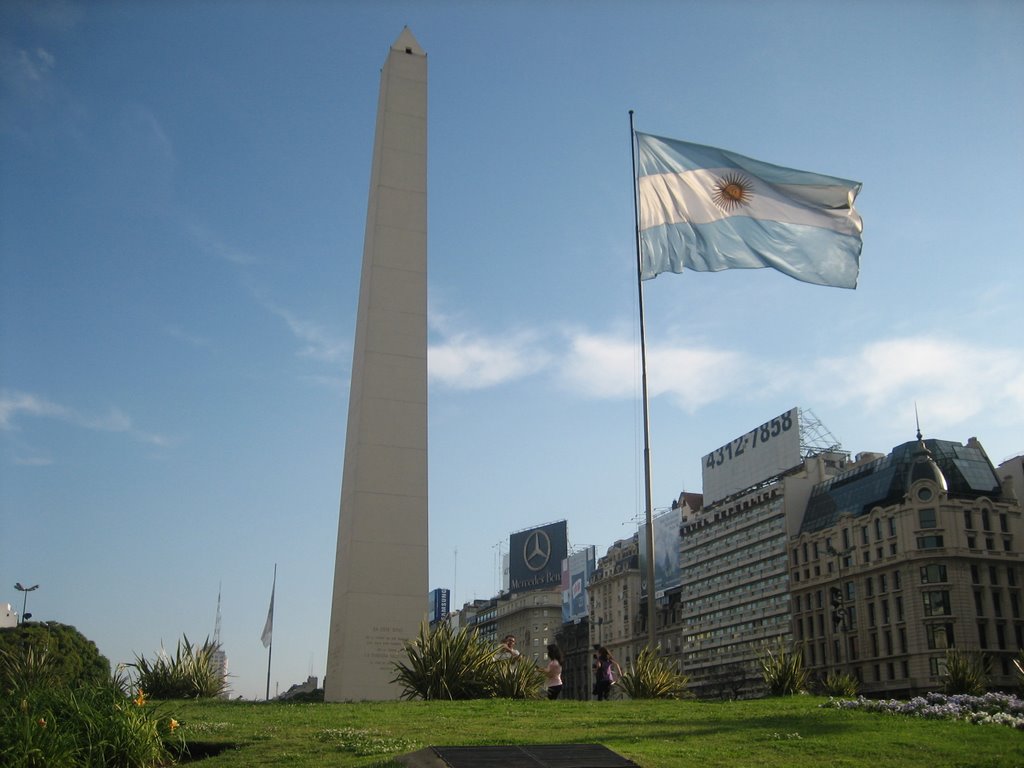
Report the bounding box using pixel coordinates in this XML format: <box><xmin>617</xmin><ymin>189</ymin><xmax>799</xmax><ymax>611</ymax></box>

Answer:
<box><xmin>129</xmin><ymin>635</ymin><xmax>227</xmax><ymax>699</ymax></box>
<box><xmin>759</xmin><ymin>641</ymin><xmax>808</xmax><ymax>696</ymax></box>
<box><xmin>0</xmin><ymin>643</ymin><xmax>182</xmax><ymax>768</ymax></box>
<box><xmin>820</xmin><ymin>671</ymin><xmax>860</xmax><ymax>697</ymax></box>
<box><xmin>941</xmin><ymin>647</ymin><xmax>989</xmax><ymax>696</ymax></box>
<box><xmin>618</xmin><ymin>647</ymin><xmax>690</xmax><ymax>700</ymax></box>
<box><xmin>392</xmin><ymin>622</ymin><xmax>496</xmax><ymax>700</ymax></box>
<box><xmin>490</xmin><ymin>655</ymin><xmax>546</xmax><ymax>699</ymax></box>
<box><xmin>0</xmin><ymin>622</ymin><xmax>110</xmax><ymax>689</ymax></box>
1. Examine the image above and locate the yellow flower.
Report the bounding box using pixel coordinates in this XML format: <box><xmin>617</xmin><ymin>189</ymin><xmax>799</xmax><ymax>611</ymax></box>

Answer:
<box><xmin>134</xmin><ymin>688</ymin><xmax>146</xmax><ymax>707</ymax></box>
<box><xmin>169</xmin><ymin>719</ymin><xmax>179</xmax><ymax>732</ymax></box>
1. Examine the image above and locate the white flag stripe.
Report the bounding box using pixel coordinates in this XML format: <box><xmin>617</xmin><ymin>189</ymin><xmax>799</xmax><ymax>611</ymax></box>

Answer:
<box><xmin>639</xmin><ymin>169</ymin><xmax>862</xmax><ymax>235</ymax></box>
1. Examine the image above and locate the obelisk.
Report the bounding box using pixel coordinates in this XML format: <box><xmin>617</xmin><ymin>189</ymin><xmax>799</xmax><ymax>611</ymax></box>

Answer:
<box><xmin>325</xmin><ymin>27</ymin><xmax>428</xmax><ymax>702</ymax></box>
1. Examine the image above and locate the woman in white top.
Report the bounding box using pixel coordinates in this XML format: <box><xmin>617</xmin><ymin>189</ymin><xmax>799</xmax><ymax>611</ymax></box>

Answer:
<box><xmin>544</xmin><ymin>644</ymin><xmax>563</xmax><ymax>700</ymax></box>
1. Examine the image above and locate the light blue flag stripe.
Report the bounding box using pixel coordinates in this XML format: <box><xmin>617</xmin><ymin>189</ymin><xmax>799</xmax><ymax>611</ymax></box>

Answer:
<box><xmin>636</xmin><ymin>132</ymin><xmax>863</xmax><ymax>288</ymax></box>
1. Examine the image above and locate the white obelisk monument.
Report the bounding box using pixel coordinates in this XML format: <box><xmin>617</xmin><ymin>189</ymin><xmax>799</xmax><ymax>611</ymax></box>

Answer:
<box><xmin>325</xmin><ymin>27</ymin><xmax>428</xmax><ymax>702</ymax></box>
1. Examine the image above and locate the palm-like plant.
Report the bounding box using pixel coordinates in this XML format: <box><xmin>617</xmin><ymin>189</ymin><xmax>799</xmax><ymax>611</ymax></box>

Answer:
<box><xmin>618</xmin><ymin>646</ymin><xmax>690</xmax><ymax>700</ymax></box>
<box><xmin>758</xmin><ymin>641</ymin><xmax>807</xmax><ymax>696</ymax></box>
<box><xmin>941</xmin><ymin>647</ymin><xmax>989</xmax><ymax>695</ymax></box>
<box><xmin>392</xmin><ymin>622</ymin><xmax>497</xmax><ymax>700</ymax></box>
<box><xmin>130</xmin><ymin>635</ymin><xmax>226</xmax><ymax>699</ymax></box>
<box><xmin>820</xmin><ymin>671</ymin><xmax>859</xmax><ymax>697</ymax></box>
<box><xmin>490</xmin><ymin>655</ymin><xmax>546</xmax><ymax>699</ymax></box>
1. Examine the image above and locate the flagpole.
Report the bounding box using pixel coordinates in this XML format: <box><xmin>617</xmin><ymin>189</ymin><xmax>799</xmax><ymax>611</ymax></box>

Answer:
<box><xmin>265</xmin><ymin>564</ymin><xmax>276</xmax><ymax>701</ymax></box>
<box><xmin>630</xmin><ymin>110</ymin><xmax>658</xmax><ymax>650</ymax></box>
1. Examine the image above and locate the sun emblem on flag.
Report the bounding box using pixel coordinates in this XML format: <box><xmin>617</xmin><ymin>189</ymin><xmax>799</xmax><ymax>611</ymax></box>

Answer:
<box><xmin>712</xmin><ymin>172</ymin><xmax>753</xmax><ymax>210</ymax></box>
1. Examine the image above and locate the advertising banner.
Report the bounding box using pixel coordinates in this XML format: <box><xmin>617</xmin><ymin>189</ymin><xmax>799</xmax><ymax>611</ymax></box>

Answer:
<box><xmin>700</xmin><ymin>407</ymin><xmax>801</xmax><ymax>505</ymax></box>
<box><xmin>639</xmin><ymin>508</ymin><xmax>682</xmax><ymax>599</ymax></box>
<box><xmin>561</xmin><ymin>546</ymin><xmax>596</xmax><ymax>623</ymax></box>
<box><xmin>509</xmin><ymin>520</ymin><xmax>568</xmax><ymax>594</ymax></box>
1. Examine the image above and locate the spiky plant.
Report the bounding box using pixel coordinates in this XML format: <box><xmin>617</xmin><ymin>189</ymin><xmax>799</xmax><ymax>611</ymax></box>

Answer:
<box><xmin>490</xmin><ymin>654</ymin><xmax>546</xmax><ymax>699</ymax></box>
<box><xmin>391</xmin><ymin>622</ymin><xmax>497</xmax><ymax>700</ymax></box>
<box><xmin>129</xmin><ymin>635</ymin><xmax>226</xmax><ymax>699</ymax></box>
<box><xmin>1013</xmin><ymin>649</ymin><xmax>1024</xmax><ymax>693</ymax></box>
<box><xmin>820</xmin><ymin>671</ymin><xmax>860</xmax><ymax>697</ymax></box>
<box><xmin>758</xmin><ymin>641</ymin><xmax>808</xmax><ymax>696</ymax></box>
<box><xmin>941</xmin><ymin>647</ymin><xmax>989</xmax><ymax>695</ymax></box>
<box><xmin>618</xmin><ymin>647</ymin><xmax>690</xmax><ymax>700</ymax></box>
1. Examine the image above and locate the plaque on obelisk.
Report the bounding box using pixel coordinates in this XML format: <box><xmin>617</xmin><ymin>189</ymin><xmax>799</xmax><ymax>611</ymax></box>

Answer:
<box><xmin>325</xmin><ymin>27</ymin><xmax>428</xmax><ymax>701</ymax></box>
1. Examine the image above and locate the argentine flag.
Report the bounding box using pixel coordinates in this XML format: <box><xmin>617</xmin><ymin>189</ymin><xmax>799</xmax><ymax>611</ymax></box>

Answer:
<box><xmin>636</xmin><ymin>132</ymin><xmax>863</xmax><ymax>289</ymax></box>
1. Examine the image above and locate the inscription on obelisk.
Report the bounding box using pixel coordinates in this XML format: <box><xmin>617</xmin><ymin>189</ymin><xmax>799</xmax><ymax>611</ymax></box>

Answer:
<box><xmin>325</xmin><ymin>27</ymin><xmax>428</xmax><ymax>702</ymax></box>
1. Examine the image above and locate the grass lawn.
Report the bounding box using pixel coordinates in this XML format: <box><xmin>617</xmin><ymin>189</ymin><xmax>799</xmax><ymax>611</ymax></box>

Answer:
<box><xmin>169</xmin><ymin>696</ymin><xmax>1024</xmax><ymax>768</ymax></box>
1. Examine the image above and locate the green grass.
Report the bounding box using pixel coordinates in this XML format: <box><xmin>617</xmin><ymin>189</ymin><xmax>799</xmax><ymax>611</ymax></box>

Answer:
<box><xmin>169</xmin><ymin>696</ymin><xmax>1024</xmax><ymax>768</ymax></box>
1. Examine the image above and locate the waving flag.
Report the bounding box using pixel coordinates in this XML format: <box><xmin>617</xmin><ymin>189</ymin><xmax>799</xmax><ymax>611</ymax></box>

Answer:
<box><xmin>636</xmin><ymin>132</ymin><xmax>863</xmax><ymax>288</ymax></box>
<box><xmin>261</xmin><ymin>569</ymin><xmax>275</xmax><ymax>648</ymax></box>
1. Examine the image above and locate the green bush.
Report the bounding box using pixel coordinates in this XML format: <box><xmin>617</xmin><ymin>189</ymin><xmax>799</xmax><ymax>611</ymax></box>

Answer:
<box><xmin>392</xmin><ymin>623</ymin><xmax>496</xmax><ymax>700</ymax></box>
<box><xmin>941</xmin><ymin>647</ymin><xmax>989</xmax><ymax>696</ymax></box>
<box><xmin>0</xmin><ymin>622</ymin><xmax>110</xmax><ymax>689</ymax></box>
<box><xmin>819</xmin><ymin>671</ymin><xmax>859</xmax><ymax>697</ymax></box>
<box><xmin>129</xmin><ymin>634</ymin><xmax>227</xmax><ymax>699</ymax></box>
<box><xmin>490</xmin><ymin>655</ymin><xmax>546</xmax><ymax>699</ymax></box>
<box><xmin>392</xmin><ymin>623</ymin><xmax>545</xmax><ymax>700</ymax></box>
<box><xmin>618</xmin><ymin>647</ymin><xmax>690</xmax><ymax>700</ymax></box>
<box><xmin>0</xmin><ymin>643</ymin><xmax>182</xmax><ymax>768</ymax></box>
<box><xmin>758</xmin><ymin>641</ymin><xmax>808</xmax><ymax>696</ymax></box>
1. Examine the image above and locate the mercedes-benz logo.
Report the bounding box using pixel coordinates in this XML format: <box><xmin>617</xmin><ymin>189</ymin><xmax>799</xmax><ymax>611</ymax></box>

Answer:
<box><xmin>523</xmin><ymin>529</ymin><xmax>552</xmax><ymax>572</ymax></box>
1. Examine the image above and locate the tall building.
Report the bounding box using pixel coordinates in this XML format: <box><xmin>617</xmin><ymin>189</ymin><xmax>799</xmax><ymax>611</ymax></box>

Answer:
<box><xmin>326</xmin><ymin>28</ymin><xmax>429</xmax><ymax>701</ymax></box>
<box><xmin>672</xmin><ymin>456</ymin><xmax>843</xmax><ymax>698</ymax></box>
<box><xmin>589</xmin><ymin>533</ymin><xmax>643</xmax><ymax>671</ymax></box>
<box><xmin>792</xmin><ymin>436</ymin><xmax>1023</xmax><ymax>696</ymax></box>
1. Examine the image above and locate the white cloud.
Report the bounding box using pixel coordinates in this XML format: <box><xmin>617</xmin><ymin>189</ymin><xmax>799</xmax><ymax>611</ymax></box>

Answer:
<box><xmin>0</xmin><ymin>389</ymin><xmax>169</xmax><ymax>447</ymax></box>
<box><xmin>428</xmin><ymin>330</ymin><xmax>551</xmax><ymax>390</ymax></box>
<box><xmin>557</xmin><ymin>331</ymin><xmax>746</xmax><ymax>412</ymax></box>
<box><xmin>803</xmin><ymin>336</ymin><xmax>1024</xmax><ymax>431</ymax></box>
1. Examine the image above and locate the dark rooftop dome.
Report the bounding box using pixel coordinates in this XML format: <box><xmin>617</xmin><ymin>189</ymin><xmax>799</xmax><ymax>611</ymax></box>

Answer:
<box><xmin>800</xmin><ymin>438</ymin><xmax>1002</xmax><ymax>534</ymax></box>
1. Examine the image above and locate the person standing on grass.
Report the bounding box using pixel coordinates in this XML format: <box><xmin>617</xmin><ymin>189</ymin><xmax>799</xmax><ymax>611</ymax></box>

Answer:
<box><xmin>495</xmin><ymin>634</ymin><xmax>520</xmax><ymax>661</ymax></box>
<box><xmin>593</xmin><ymin>646</ymin><xmax>621</xmax><ymax>701</ymax></box>
<box><xmin>544</xmin><ymin>644</ymin><xmax>563</xmax><ymax>700</ymax></box>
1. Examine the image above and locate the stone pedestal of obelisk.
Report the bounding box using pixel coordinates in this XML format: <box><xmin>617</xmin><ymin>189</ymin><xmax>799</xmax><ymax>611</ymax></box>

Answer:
<box><xmin>325</xmin><ymin>27</ymin><xmax>428</xmax><ymax>702</ymax></box>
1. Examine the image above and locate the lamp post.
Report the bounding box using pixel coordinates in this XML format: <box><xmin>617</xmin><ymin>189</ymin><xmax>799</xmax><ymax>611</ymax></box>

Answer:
<box><xmin>825</xmin><ymin>546</ymin><xmax>853</xmax><ymax>672</ymax></box>
<box><xmin>14</xmin><ymin>583</ymin><xmax>39</xmax><ymax>625</ymax></box>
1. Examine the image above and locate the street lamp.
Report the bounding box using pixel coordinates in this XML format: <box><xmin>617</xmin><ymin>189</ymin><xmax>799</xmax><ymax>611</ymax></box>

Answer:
<box><xmin>14</xmin><ymin>583</ymin><xmax>39</xmax><ymax>625</ymax></box>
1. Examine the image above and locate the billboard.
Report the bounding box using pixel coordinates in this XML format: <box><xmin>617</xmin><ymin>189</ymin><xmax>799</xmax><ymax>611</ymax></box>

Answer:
<box><xmin>509</xmin><ymin>520</ymin><xmax>568</xmax><ymax>594</ymax></box>
<box><xmin>561</xmin><ymin>546</ymin><xmax>596</xmax><ymax>623</ymax></box>
<box><xmin>639</xmin><ymin>508</ymin><xmax>682</xmax><ymax>599</ymax></box>
<box><xmin>428</xmin><ymin>588</ymin><xmax>450</xmax><ymax>625</ymax></box>
<box><xmin>701</xmin><ymin>407</ymin><xmax>801</xmax><ymax>505</ymax></box>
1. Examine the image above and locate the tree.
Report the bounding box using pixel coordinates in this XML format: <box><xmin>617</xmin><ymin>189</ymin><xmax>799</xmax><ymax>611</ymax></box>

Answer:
<box><xmin>0</xmin><ymin>621</ymin><xmax>110</xmax><ymax>688</ymax></box>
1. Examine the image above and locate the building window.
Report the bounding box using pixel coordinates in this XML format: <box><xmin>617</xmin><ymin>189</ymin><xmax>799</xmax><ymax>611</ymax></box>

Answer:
<box><xmin>868</xmin><ymin>602</ymin><xmax>876</xmax><ymax>627</ymax></box>
<box><xmin>974</xmin><ymin>591</ymin><xmax>985</xmax><ymax>616</ymax></box>
<box><xmin>978</xmin><ymin>622</ymin><xmax>989</xmax><ymax>649</ymax></box>
<box><xmin>866</xmin><ymin>577</ymin><xmax>874</xmax><ymax>597</ymax></box>
<box><xmin>918</xmin><ymin>508</ymin><xmax>937</xmax><ymax>529</ymax></box>
<box><xmin>1011</xmin><ymin>569</ymin><xmax>1019</xmax><ymax>587</ymax></box>
<box><xmin>964</xmin><ymin>509</ymin><xmax>974</xmax><ymax>529</ymax></box>
<box><xmin>1000</xmin><ymin>513</ymin><xmax>1009</xmax><ymax>533</ymax></box>
<box><xmin>993</xmin><ymin>591</ymin><xmax>1003</xmax><ymax>618</ymax></box>
<box><xmin>996</xmin><ymin>623</ymin><xmax>1007</xmax><ymax>650</ymax></box>
<box><xmin>874</xmin><ymin>518</ymin><xmax>883</xmax><ymax>541</ymax></box>
<box><xmin>882</xmin><ymin>599</ymin><xmax>890</xmax><ymax>625</ymax></box>
<box><xmin>895</xmin><ymin>596</ymin><xmax>904</xmax><ymax>622</ymax></box>
<box><xmin>921</xmin><ymin>564</ymin><xmax>948</xmax><ymax>584</ymax></box>
<box><xmin>971</xmin><ymin>564</ymin><xmax>981</xmax><ymax>584</ymax></box>
<box><xmin>899</xmin><ymin>627</ymin><xmax>907</xmax><ymax>653</ymax></box>
<box><xmin>917</xmin><ymin>535</ymin><xmax>944</xmax><ymax>550</ymax></box>
<box><xmin>922</xmin><ymin>591</ymin><xmax>951</xmax><ymax>617</ymax></box>
<box><xmin>842</xmin><ymin>528</ymin><xmax>851</xmax><ymax>549</ymax></box>
<box><xmin>929</xmin><ymin>657</ymin><xmax>945</xmax><ymax>677</ymax></box>
<box><xmin>893</xmin><ymin>570</ymin><xmax>902</xmax><ymax>590</ymax></box>
<box><xmin>879</xmin><ymin>574</ymin><xmax>888</xmax><ymax>593</ymax></box>
<box><xmin>982</xmin><ymin>508</ymin><xmax>991</xmax><ymax>531</ymax></box>
<box><xmin>888</xmin><ymin>518</ymin><xmax>897</xmax><ymax>537</ymax></box>
<box><xmin>926</xmin><ymin>623</ymin><xmax>954</xmax><ymax>650</ymax></box>
<box><xmin>1011</xmin><ymin>593</ymin><xmax>1021</xmax><ymax>620</ymax></box>
<box><xmin>990</xmin><ymin>566</ymin><xmax>999</xmax><ymax>585</ymax></box>
<box><xmin>861</xmin><ymin>526</ymin><xmax>869</xmax><ymax>545</ymax></box>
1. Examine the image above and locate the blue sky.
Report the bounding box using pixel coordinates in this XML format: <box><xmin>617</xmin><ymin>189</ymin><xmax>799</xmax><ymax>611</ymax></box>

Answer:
<box><xmin>2</xmin><ymin>0</ymin><xmax>1022</xmax><ymax>700</ymax></box>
